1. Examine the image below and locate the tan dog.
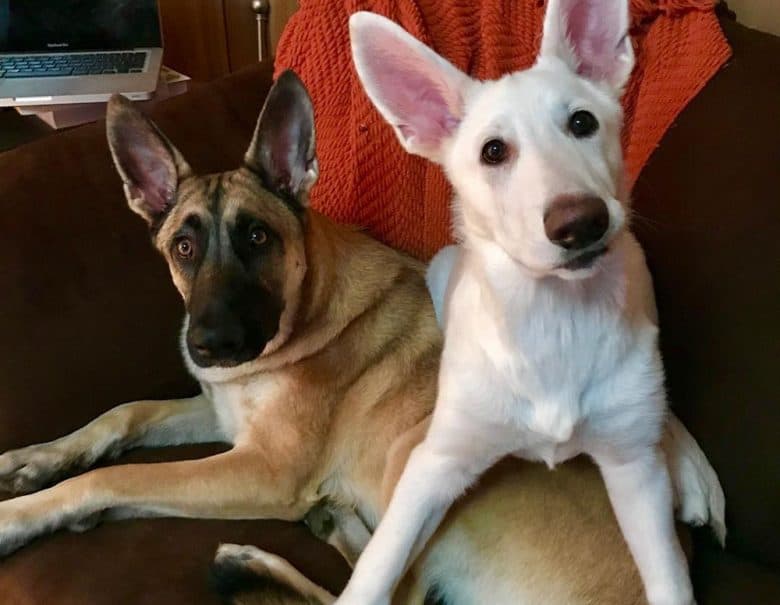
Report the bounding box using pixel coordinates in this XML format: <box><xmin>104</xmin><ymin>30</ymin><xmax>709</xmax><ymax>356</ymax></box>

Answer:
<box><xmin>0</xmin><ymin>72</ymin><xmax>723</xmax><ymax>605</ymax></box>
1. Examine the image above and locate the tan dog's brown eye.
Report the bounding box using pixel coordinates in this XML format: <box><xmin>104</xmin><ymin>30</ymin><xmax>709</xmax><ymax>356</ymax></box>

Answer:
<box><xmin>249</xmin><ymin>228</ymin><xmax>268</xmax><ymax>247</ymax></box>
<box><xmin>176</xmin><ymin>238</ymin><xmax>194</xmax><ymax>260</ymax></box>
<box><xmin>481</xmin><ymin>139</ymin><xmax>508</xmax><ymax>165</ymax></box>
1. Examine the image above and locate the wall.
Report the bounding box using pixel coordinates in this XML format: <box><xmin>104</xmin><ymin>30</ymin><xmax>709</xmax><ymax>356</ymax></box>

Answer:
<box><xmin>728</xmin><ymin>0</ymin><xmax>780</xmax><ymax>36</ymax></box>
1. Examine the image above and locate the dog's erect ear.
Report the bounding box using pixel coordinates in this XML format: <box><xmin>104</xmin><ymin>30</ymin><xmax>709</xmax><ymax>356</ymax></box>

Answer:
<box><xmin>539</xmin><ymin>0</ymin><xmax>635</xmax><ymax>93</ymax></box>
<box><xmin>245</xmin><ymin>70</ymin><xmax>318</xmax><ymax>208</ymax></box>
<box><xmin>106</xmin><ymin>94</ymin><xmax>192</xmax><ymax>227</ymax></box>
<box><xmin>349</xmin><ymin>11</ymin><xmax>472</xmax><ymax>162</ymax></box>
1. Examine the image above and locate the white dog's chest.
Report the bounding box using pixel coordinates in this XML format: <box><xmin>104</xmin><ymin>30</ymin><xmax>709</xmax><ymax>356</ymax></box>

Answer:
<box><xmin>498</xmin><ymin>336</ymin><xmax>659</xmax><ymax>467</ymax></box>
<box><xmin>445</xmin><ymin>247</ymin><xmax>665</xmax><ymax>466</ymax></box>
<box><xmin>497</xmin><ymin>317</ymin><xmax>642</xmax><ymax>466</ymax></box>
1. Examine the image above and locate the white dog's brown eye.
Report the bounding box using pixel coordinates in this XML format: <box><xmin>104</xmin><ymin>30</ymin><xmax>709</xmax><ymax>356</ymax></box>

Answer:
<box><xmin>481</xmin><ymin>139</ymin><xmax>508</xmax><ymax>165</ymax></box>
<box><xmin>175</xmin><ymin>237</ymin><xmax>194</xmax><ymax>260</ymax></box>
<box><xmin>249</xmin><ymin>227</ymin><xmax>268</xmax><ymax>247</ymax></box>
<box><xmin>568</xmin><ymin>110</ymin><xmax>599</xmax><ymax>138</ymax></box>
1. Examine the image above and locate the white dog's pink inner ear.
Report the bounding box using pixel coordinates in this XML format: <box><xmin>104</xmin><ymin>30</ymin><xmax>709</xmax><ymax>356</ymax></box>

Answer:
<box><xmin>561</xmin><ymin>0</ymin><xmax>627</xmax><ymax>81</ymax></box>
<box><xmin>361</xmin><ymin>35</ymin><xmax>460</xmax><ymax>147</ymax></box>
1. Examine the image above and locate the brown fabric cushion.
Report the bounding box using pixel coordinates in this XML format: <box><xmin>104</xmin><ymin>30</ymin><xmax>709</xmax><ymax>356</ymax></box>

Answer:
<box><xmin>0</xmin><ymin>15</ymin><xmax>777</xmax><ymax>604</ymax></box>
<box><xmin>0</xmin><ymin>66</ymin><xmax>276</xmax><ymax>449</ymax></box>
<box><xmin>0</xmin><ymin>64</ymin><xmax>350</xmax><ymax>604</ymax></box>
<box><xmin>632</xmin><ymin>16</ymin><xmax>780</xmax><ymax>574</ymax></box>
<box><xmin>0</xmin><ymin>446</ymin><xmax>350</xmax><ymax>605</ymax></box>
<box><xmin>691</xmin><ymin>545</ymin><xmax>780</xmax><ymax>605</ymax></box>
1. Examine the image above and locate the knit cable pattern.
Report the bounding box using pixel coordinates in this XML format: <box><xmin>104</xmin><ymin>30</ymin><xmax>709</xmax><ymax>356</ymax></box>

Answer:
<box><xmin>275</xmin><ymin>0</ymin><xmax>731</xmax><ymax>260</ymax></box>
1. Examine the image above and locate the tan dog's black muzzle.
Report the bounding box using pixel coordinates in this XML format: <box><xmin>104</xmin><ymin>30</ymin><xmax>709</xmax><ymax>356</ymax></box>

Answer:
<box><xmin>186</xmin><ymin>271</ymin><xmax>282</xmax><ymax>368</ymax></box>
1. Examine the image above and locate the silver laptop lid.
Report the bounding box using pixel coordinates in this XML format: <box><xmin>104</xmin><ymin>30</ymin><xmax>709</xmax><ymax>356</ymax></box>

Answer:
<box><xmin>0</xmin><ymin>0</ymin><xmax>162</xmax><ymax>54</ymax></box>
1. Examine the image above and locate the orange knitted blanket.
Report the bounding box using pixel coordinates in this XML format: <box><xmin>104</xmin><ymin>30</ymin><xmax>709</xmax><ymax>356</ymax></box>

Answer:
<box><xmin>275</xmin><ymin>0</ymin><xmax>730</xmax><ymax>260</ymax></box>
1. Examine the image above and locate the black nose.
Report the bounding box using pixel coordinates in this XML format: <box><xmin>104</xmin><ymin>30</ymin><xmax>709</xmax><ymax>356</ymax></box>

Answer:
<box><xmin>188</xmin><ymin>322</ymin><xmax>245</xmax><ymax>362</ymax></box>
<box><xmin>544</xmin><ymin>195</ymin><xmax>609</xmax><ymax>250</ymax></box>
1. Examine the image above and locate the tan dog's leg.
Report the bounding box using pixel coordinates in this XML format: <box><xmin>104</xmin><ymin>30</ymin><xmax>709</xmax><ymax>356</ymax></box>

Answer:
<box><xmin>305</xmin><ymin>501</ymin><xmax>372</xmax><ymax>567</ymax></box>
<box><xmin>213</xmin><ymin>544</ymin><xmax>338</xmax><ymax>605</ymax></box>
<box><xmin>0</xmin><ymin>394</ymin><xmax>220</xmax><ymax>495</ymax></box>
<box><xmin>0</xmin><ymin>446</ymin><xmax>308</xmax><ymax>556</ymax></box>
<box><xmin>380</xmin><ymin>418</ymin><xmax>430</xmax><ymax>510</ymax></box>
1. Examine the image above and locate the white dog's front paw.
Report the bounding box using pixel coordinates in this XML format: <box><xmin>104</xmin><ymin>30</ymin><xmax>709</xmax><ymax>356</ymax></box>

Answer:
<box><xmin>644</xmin><ymin>576</ymin><xmax>696</xmax><ymax>605</ymax></box>
<box><xmin>645</xmin><ymin>588</ymin><xmax>696</xmax><ymax>605</ymax></box>
<box><xmin>335</xmin><ymin>588</ymin><xmax>390</xmax><ymax>605</ymax></box>
<box><xmin>647</xmin><ymin>598</ymin><xmax>696</xmax><ymax>605</ymax></box>
<box><xmin>336</xmin><ymin>598</ymin><xmax>390</xmax><ymax>605</ymax></box>
<box><xmin>664</xmin><ymin>418</ymin><xmax>726</xmax><ymax>546</ymax></box>
<box><xmin>670</xmin><ymin>449</ymin><xmax>726</xmax><ymax>546</ymax></box>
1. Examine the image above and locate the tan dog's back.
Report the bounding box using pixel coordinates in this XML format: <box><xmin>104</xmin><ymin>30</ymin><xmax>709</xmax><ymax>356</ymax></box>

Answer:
<box><xmin>409</xmin><ymin>459</ymin><xmax>645</xmax><ymax>605</ymax></box>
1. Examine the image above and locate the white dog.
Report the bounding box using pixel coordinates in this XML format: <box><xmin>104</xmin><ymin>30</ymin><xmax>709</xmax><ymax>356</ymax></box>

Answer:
<box><xmin>339</xmin><ymin>2</ymin><xmax>714</xmax><ymax>604</ymax></box>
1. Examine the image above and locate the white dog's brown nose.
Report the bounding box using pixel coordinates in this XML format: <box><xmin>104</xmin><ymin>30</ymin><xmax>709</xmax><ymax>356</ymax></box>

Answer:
<box><xmin>544</xmin><ymin>195</ymin><xmax>609</xmax><ymax>250</ymax></box>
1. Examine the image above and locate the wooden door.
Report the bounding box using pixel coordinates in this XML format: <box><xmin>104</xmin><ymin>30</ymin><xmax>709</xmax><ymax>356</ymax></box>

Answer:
<box><xmin>158</xmin><ymin>0</ymin><xmax>231</xmax><ymax>80</ymax></box>
<box><xmin>223</xmin><ymin>0</ymin><xmax>265</xmax><ymax>72</ymax></box>
<box><xmin>159</xmin><ymin>0</ymin><xmax>298</xmax><ymax>81</ymax></box>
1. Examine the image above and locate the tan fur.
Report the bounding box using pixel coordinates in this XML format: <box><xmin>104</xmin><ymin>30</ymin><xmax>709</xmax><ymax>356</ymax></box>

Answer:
<box><xmin>0</xmin><ymin>179</ymin><xmax>644</xmax><ymax>601</ymax></box>
<box><xmin>215</xmin><ymin>544</ymin><xmax>337</xmax><ymax>605</ymax></box>
<box><xmin>0</xmin><ymin>96</ymin><xmax>653</xmax><ymax>604</ymax></box>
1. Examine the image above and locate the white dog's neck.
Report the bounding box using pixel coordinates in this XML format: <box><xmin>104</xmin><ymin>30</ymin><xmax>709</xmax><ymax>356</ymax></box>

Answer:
<box><xmin>451</xmin><ymin>229</ymin><xmax>655</xmax><ymax>454</ymax></box>
<box><xmin>461</xmin><ymin>229</ymin><xmax>631</xmax><ymax>321</ymax></box>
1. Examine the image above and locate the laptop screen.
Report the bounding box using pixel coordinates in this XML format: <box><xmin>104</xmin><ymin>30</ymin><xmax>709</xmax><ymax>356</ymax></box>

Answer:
<box><xmin>0</xmin><ymin>0</ymin><xmax>162</xmax><ymax>53</ymax></box>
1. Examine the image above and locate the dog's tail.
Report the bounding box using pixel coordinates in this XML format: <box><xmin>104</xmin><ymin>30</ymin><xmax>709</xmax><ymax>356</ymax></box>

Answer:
<box><xmin>210</xmin><ymin>544</ymin><xmax>337</xmax><ymax>605</ymax></box>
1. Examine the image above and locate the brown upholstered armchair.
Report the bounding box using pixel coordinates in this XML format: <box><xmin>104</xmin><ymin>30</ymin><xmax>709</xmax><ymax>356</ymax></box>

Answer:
<box><xmin>0</xmin><ymin>13</ymin><xmax>777</xmax><ymax>605</ymax></box>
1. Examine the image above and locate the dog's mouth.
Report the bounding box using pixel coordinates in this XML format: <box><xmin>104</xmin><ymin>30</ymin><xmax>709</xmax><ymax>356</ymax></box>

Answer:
<box><xmin>187</xmin><ymin>343</ymin><xmax>264</xmax><ymax>369</ymax></box>
<box><xmin>561</xmin><ymin>245</ymin><xmax>608</xmax><ymax>271</ymax></box>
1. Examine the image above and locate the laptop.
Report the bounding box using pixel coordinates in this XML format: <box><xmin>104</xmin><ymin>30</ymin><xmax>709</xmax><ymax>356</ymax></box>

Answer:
<box><xmin>0</xmin><ymin>0</ymin><xmax>163</xmax><ymax>107</ymax></box>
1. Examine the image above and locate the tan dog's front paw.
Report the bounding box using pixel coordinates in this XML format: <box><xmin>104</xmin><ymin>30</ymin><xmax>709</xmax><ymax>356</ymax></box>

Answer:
<box><xmin>0</xmin><ymin>499</ymin><xmax>42</xmax><ymax>557</ymax></box>
<box><xmin>0</xmin><ymin>445</ymin><xmax>72</xmax><ymax>495</ymax></box>
<box><xmin>0</xmin><ymin>483</ymin><xmax>88</xmax><ymax>557</ymax></box>
<box><xmin>213</xmin><ymin>544</ymin><xmax>338</xmax><ymax>604</ymax></box>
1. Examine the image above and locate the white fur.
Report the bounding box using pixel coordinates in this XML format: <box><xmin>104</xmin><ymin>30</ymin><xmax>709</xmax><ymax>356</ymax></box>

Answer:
<box><xmin>178</xmin><ymin>317</ymin><xmax>291</xmax><ymax>445</ymax></box>
<box><xmin>340</xmin><ymin>4</ymin><xmax>719</xmax><ymax>604</ymax></box>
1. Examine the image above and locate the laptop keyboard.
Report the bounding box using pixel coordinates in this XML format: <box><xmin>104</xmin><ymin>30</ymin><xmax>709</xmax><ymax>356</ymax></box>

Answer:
<box><xmin>0</xmin><ymin>52</ymin><xmax>147</xmax><ymax>79</ymax></box>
